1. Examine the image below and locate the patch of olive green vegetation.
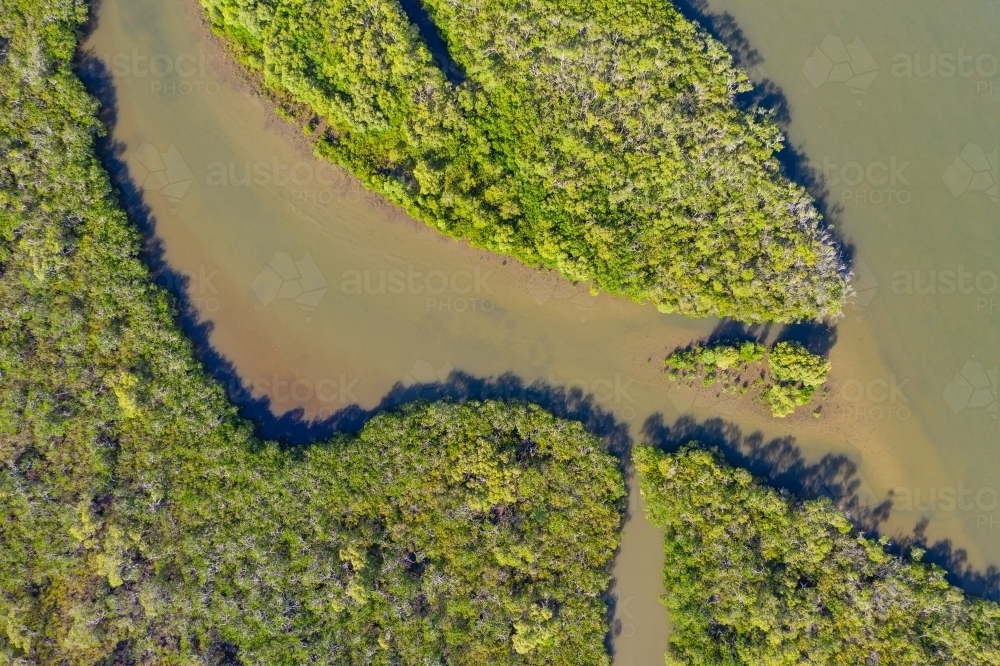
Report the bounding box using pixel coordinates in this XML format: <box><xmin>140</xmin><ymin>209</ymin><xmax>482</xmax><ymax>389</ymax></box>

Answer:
<box><xmin>0</xmin><ymin>3</ymin><xmax>624</xmax><ymax>664</ymax></box>
<box><xmin>664</xmin><ymin>340</ymin><xmax>831</xmax><ymax>417</ymax></box>
<box><xmin>635</xmin><ymin>445</ymin><xmax>1000</xmax><ymax>665</ymax></box>
<box><xmin>197</xmin><ymin>0</ymin><xmax>849</xmax><ymax>323</ymax></box>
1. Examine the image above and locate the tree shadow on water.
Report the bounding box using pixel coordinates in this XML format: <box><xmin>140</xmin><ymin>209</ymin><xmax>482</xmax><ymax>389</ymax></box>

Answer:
<box><xmin>775</xmin><ymin>320</ymin><xmax>838</xmax><ymax>357</ymax></box>
<box><xmin>668</xmin><ymin>318</ymin><xmax>838</xmax><ymax>358</ymax></box>
<box><xmin>703</xmin><ymin>319</ymin><xmax>772</xmax><ymax>346</ymax></box>
<box><xmin>396</xmin><ymin>0</ymin><xmax>466</xmax><ymax>84</ymax></box>
<box><xmin>641</xmin><ymin>411</ymin><xmax>1000</xmax><ymax>600</ymax></box>
<box><xmin>60</xmin><ymin>43</ymin><xmax>641</xmax><ymax>639</ymax></box>
<box><xmin>75</xmin><ymin>49</ymin><xmax>235</xmax><ymax>421</ymax></box>
<box><xmin>641</xmin><ymin>413</ymin><xmax>891</xmax><ymax>529</ymax></box>
<box><xmin>894</xmin><ymin>520</ymin><xmax>1000</xmax><ymax>602</ymax></box>
<box><xmin>65</xmin><ymin>50</ymin><xmax>640</xmax><ymax>643</ymax></box>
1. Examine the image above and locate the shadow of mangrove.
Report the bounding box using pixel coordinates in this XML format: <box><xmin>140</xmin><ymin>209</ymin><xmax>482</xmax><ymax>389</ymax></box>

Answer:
<box><xmin>72</xmin><ymin>54</ymin><xmax>633</xmax><ymax>652</ymax></box>
<box><xmin>640</xmin><ymin>411</ymin><xmax>1000</xmax><ymax>599</ymax></box>
<box><xmin>75</xmin><ymin>48</ymin><xmax>226</xmax><ymax>411</ymax></box>
<box><xmin>894</xmin><ymin>519</ymin><xmax>1000</xmax><ymax>602</ymax></box>
<box><xmin>668</xmin><ymin>317</ymin><xmax>838</xmax><ymax>359</ymax></box>
<box><xmin>775</xmin><ymin>320</ymin><xmax>839</xmax><ymax>357</ymax></box>
<box><xmin>641</xmin><ymin>413</ymin><xmax>893</xmax><ymax>529</ymax></box>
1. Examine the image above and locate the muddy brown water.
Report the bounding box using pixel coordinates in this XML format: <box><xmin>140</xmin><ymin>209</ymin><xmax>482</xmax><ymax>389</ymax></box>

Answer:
<box><xmin>83</xmin><ymin>0</ymin><xmax>1000</xmax><ymax>662</ymax></box>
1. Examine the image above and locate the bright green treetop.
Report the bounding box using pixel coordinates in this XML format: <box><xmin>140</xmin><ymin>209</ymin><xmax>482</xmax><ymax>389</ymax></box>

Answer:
<box><xmin>636</xmin><ymin>444</ymin><xmax>1000</xmax><ymax>665</ymax></box>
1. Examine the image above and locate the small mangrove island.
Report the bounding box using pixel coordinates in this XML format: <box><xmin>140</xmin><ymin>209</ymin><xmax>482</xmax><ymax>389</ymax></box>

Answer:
<box><xmin>664</xmin><ymin>340</ymin><xmax>832</xmax><ymax>417</ymax></box>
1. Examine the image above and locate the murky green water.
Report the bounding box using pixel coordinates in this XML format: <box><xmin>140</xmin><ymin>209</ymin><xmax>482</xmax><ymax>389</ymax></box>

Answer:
<box><xmin>84</xmin><ymin>0</ymin><xmax>1000</xmax><ymax>662</ymax></box>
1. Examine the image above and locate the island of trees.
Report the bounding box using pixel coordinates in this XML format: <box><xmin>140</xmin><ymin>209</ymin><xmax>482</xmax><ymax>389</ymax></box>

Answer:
<box><xmin>198</xmin><ymin>0</ymin><xmax>849</xmax><ymax>322</ymax></box>
<box><xmin>664</xmin><ymin>340</ymin><xmax>832</xmax><ymax>417</ymax></box>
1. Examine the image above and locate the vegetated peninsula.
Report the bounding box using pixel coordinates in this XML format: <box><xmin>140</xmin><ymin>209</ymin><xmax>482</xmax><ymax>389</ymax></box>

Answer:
<box><xmin>198</xmin><ymin>0</ymin><xmax>849</xmax><ymax>323</ymax></box>
<box><xmin>0</xmin><ymin>4</ymin><xmax>625</xmax><ymax>663</ymax></box>
<box><xmin>636</xmin><ymin>445</ymin><xmax>1000</xmax><ymax>665</ymax></box>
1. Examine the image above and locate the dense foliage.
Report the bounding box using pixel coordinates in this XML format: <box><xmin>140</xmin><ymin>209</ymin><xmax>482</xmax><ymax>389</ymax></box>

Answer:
<box><xmin>0</xmin><ymin>2</ymin><xmax>625</xmax><ymax>663</ymax></box>
<box><xmin>635</xmin><ymin>444</ymin><xmax>1000</xmax><ymax>665</ymax></box>
<box><xmin>664</xmin><ymin>340</ymin><xmax>831</xmax><ymax>417</ymax></box>
<box><xmin>198</xmin><ymin>0</ymin><xmax>848</xmax><ymax>322</ymax></box>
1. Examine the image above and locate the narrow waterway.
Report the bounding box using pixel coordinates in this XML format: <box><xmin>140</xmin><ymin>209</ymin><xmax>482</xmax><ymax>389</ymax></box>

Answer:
<box><xmin>82</xmin><ymin>0</ymin><xmax>1000</xmax><ymax>662</ymax></box>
